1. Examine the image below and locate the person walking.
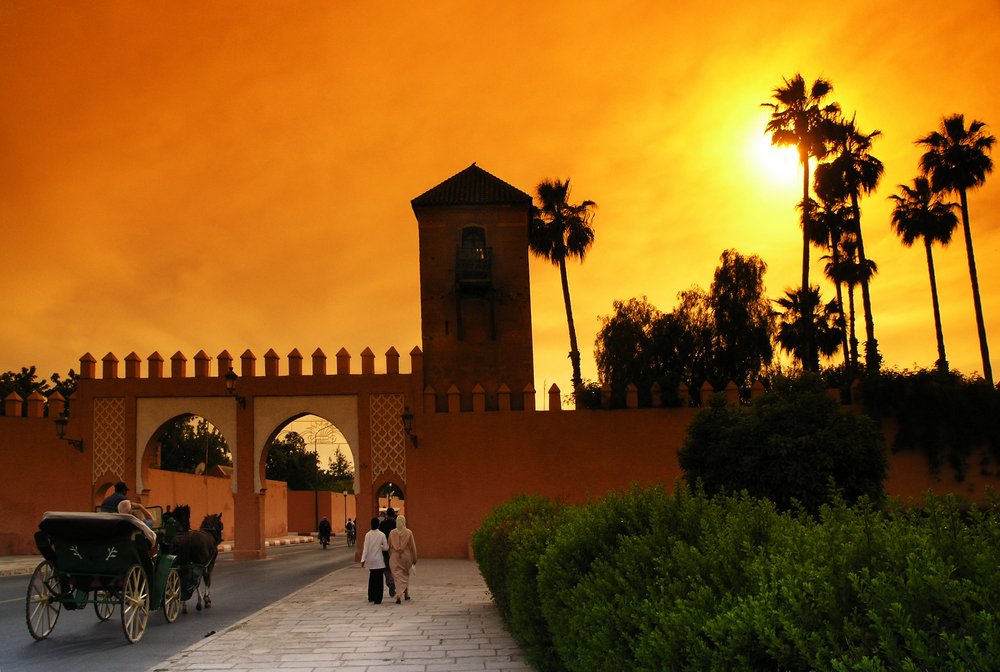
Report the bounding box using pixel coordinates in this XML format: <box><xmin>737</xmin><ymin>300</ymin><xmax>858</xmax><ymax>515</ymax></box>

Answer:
<box><xmin>360</xmin><ymin>517</ymin><xmax>388</xmax><ymax>604</ymax></box>
<box><xmin>388</xmin><ymin>514</ymin><xmax>417</xmax><ymax>604</ymax></box>
<box><xmin>378</xmin><ymin>507</ymin><xmax>398</xmax><ymax>597</ymax></box>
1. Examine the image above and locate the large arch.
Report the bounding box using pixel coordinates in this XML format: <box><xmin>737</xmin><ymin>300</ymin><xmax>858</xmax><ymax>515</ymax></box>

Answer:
<box><xmin>136</xmin><ymin>397</ymin><xmax>238</xmax><ymax>493</ymax></box>
<box><xmin>253</xmin><ymin>396</ymin><xmax>359</xmax><ymax>494</ymax></box>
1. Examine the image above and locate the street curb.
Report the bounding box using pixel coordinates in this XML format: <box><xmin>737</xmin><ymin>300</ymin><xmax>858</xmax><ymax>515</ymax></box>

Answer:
<box><xmin>216</xmin><ymin>535</ymin><xmax>314</xmax><ymax>553</ymax></box>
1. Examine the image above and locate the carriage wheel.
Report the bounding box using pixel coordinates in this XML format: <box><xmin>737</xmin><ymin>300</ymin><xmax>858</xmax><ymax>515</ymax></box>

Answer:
<box><xmin>26</xmin><ymin>561</ymin><xmax>61</xmax><ymax>640</ymax></box>
<box><xmin>162</xmin><ymin>568</ymin><xmax>181</xmax><ymax>623</ymax></box>
<box><xmin>94</xmin><ymin>590</ymin><xmax>116</xmax><ymax>621</ymax></box>
<box><xmin>120</xmin><ymin>565</ymin><xmax>149</xmax><ymax>643</ymax></box>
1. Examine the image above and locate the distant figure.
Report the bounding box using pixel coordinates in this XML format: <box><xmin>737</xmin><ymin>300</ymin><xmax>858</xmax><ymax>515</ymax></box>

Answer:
<box><xmin>118</xmin><ymin>499</ymin><xmax>155</xmax><ymax>528</ymax></box>
<box><xmin>360</xmin><ymin>517</ymin><xmax>388</xmax><ymax>604</ymax></box>
<box><xmin>318</xmin><ymin>517</ymin><xmax>332</xmax><ymax>548</ymax></box>
<box><xmin>101</xmin><ymin>482</ymin><xmax>129</xmax><ymax>513</ymax></box>
<box><xmin>379</xmin><ymin>507</ymin><xmax>398</xmax><ymax>597</ymax></box>
<box><xmin>388</xmin><ymin>514</ymin><xmax>417</xmax><ymax>604</ymax></box>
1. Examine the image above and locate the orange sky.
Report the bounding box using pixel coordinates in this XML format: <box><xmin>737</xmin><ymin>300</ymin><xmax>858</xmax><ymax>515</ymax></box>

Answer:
<box><xmin>2</xmin><ymin>1</ymin><xmax>999</xmax><ymax>393</ymax></box>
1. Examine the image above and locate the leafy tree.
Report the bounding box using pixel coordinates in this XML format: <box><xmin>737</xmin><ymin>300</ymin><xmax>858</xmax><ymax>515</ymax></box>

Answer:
<box><xmin>157</xmin><ymin>417</ymin><xmax>232</xmax><ymax>473</ymax></box>
<box><xmin>0</xmin><ymin>366</ymin><xmax>78</xmax><ymax>416</ymax></box>
<box><xmin>774</xmin><ymin>286</ymin><xmax>844</xmax><ymax>371</ymax></box>
<box><xmin>708</xmin><ymin>250</ymin><xmax>775</xmax><ymax>392</ymax></box>
<box><xmin>917</xmin><ymin>114</ymin><xmax>995</xmax><ymax>383</ymax></box>
<box><xmin>815</xmin><ymin>114</ymin><xmax>884</xmax><ymax>371</ymax></box>
<box><xmin>807</xmin><ymin>197</ymin><xmax>852</xmax><ymax>367</ymax></box>
<box><xmin>890</xmin><ymin>177</ymin><xmax>959</xmax><ymax>373</ymax></box>
<box><xmin>762</xmin><ymin>74</ymin><xmax>840</xmax><ymax>370</ymax></box>
<box><xmin>594</xmin><ymin>250</ymin><xmax>773</xmax><ymax>405</ymax></box>
<box><xmin>530</xmin><ymin>178</ymin><xmax>596</xmax><ymax>394</ymax></box>
<box><xmin>678</xmin><ymin>373</ymin><xmax>888</xmax><ymax>514</ymax></box>
<box><xmin>594</xmin><ymin>297</ymin><xmax>664</xmax><ymax>407</ymax></box>
<box><xmin>265</xmin><ymin>431</ymin><xmax>355</xmax><ymax>492</ymax></box>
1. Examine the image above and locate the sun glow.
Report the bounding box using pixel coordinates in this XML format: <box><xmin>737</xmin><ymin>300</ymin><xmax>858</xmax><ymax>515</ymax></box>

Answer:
<box><xmin>752</xmin><ymin>133</ymin><xmax>801</xmax><ymax>185</ymax></box>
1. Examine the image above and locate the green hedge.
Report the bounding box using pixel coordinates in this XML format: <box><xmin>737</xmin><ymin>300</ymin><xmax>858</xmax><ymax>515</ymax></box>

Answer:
<box><xmin>474</xmin><ymin>486</ymin><xmax>1000</xmax><ymax>672</ymax></box>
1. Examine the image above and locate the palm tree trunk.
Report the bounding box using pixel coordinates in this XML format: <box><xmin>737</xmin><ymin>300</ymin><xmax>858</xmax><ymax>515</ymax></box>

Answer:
<box><xmin>958</xmin><ymin>188</ymin><xmax>993</xmax><ymax>384</ymax></box>
<box><xmin>831</xmin><ymin>239</ymin><xmax>850</xmax><ymax>369</ymax></box>
<box><xmin>923</xmin><ymin>239</ymin><xmax>948</xmax><ymax>373</ymax></box>
<box><xmin>558</xmin><ymin>257</ymin><xmax>583</xmax><ymax>392</ymax></box>
<box><xmin>851</xmin><ymin>193</ymin><xmax>879</xmax><ymax>372</ymax></box>
<box><xmin>800</xmin><ymin>153</ymin><xmax>814</xmax><ymax>371</ymax></box>
<box><xmin>848</xmin><ymin>285</ymin><xmax>859</xmax><ymax>366</ymax></box>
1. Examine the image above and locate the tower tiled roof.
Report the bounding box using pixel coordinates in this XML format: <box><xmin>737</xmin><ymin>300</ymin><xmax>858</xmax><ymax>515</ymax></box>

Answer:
<box><xmin>411</xmin><ymin>164</ymin><xmax>532</xmax><ymax>208</ymax></box>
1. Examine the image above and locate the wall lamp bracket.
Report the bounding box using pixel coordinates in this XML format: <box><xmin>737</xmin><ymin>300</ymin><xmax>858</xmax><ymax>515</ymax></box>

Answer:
<box><xmin>401</xmin><ymin>407</ymin><xmax>418</xmax><ymax>448</ymax></box>
<box><xmin>54</xmin><ymin>412</ymin><xmax>84</xmax><ymax>452</ymax></box>
<box><xmin>224</xmin><ymin>367</ymin><xmax>247</xmax><ymax>409</ymax></box>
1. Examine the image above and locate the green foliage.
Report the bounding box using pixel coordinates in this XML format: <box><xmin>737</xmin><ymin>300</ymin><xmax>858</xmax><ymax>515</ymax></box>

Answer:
<box><xmin>0</xmin><ymin>366</ymin><xmax>78</xmax><ymax>416</ymax></box>
<box><xmin>157</xmin><ymin>417</ymin><xmax>232</xmax><ymax>473</ymax></box>
<box><xmin>857</xmin><ymin>368</ymin><xmax>1000</xmax><ymax>480</ymax></box>
<box><xmin>678</xmin><ymin>373</ymin><xmax>888</xmax><ymax>515</ymax></box>
<box><xmin>594</xmin><ymin>250</ymin><xmax>774</xmax><ymax>407</ymax></box>
<box><xmin>265</xmin><ymin>431</ymin><xmax>354</xmax><ymax>492</ymax></box>
<box><xmin>474</xmin><ymin>487</ymin><xmax>1000</xmax><ymax>672</ymax></box>
<box><xmin>471</xmin><ymin>494</ymin><xmax>566</xmax><ymax>671</ymax></box>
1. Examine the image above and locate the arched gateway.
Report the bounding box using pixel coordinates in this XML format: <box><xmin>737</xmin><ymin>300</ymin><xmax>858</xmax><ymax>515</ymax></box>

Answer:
<box><xmin>74</xmin><ymin>346</ymin><xmax>421</xmax><ymax>559</ymax></box>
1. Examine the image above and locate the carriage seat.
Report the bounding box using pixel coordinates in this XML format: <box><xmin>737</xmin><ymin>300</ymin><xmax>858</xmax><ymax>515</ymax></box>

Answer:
<box><xmin>39</xmin><ymin>512</ymin><xmax>158</xmax><ymax>548</ymax></box>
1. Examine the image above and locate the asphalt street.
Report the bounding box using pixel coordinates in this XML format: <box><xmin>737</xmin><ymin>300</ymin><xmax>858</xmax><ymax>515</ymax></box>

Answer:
<box><xmin>0</xmin><ymin>538</ymin><xmax>357</xmax><ymax>672</ymax></box>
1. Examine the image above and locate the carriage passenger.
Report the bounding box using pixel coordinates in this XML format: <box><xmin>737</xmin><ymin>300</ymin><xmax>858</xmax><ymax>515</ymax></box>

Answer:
<box><xmin>118</xmin><ymin>499</ymin><xmax>155</xmax><ymax>528</ymax></box>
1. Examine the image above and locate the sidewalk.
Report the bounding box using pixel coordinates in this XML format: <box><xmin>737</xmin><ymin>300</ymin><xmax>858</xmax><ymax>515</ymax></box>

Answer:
<box><xmin>148</xmin><ymin>558</ymin><xmax>536</xmax><ymax>672</ymax></box>
<box><xmin>0</xmin><ymin>535</ymin><xmax>315</xmax><ymax>577</ymax></box>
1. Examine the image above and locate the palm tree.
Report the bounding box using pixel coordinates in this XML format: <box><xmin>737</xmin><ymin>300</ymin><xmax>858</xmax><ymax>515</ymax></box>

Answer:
<box><xmin>815</xmin><ymin>114</ymin><xmax>883</xmax><ymax>372</ymax></box>
<box><xmin>917</xmin><ymin>114</ymin><xmax>995</xmax><ymax>383</ymax></box>
<box><xmin>836</xmin><ymin>237</ymin><xmax>878</xmax><ymax>369</ymax></box>
<box><xmin>889</xmin><ymin>177</ymin><xmax>959</xmax><ymax>373</ymax></box>
<box><xmin>774</xmin><ymin>286</ymin><xmax>844</xmax><ymax>371</ymax></box>
<box><xmin>762</xmin><ymin>74</ymin><xmax>840</xmax><ymax>370</ymax></box>
<box><xmin>808</xmin><ymin>197</ymin><xmax>852</xmax><ymax>367</ymax></box>
<box><xmin>529</xmin><ymin>178</ymin><xmax>596</xmax><ymax>393</ymax></box>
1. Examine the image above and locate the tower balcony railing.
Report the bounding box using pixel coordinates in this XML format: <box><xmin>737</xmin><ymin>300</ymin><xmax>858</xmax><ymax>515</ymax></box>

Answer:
<box><xmin>455</xmin><ymin>246</ymin><xmax>492</xmax><ymax>285</ymax></box>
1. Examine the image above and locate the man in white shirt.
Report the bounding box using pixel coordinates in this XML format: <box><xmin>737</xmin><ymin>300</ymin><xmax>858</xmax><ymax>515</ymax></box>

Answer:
<box><xmin>360</xmin><ymin>517</ymin><xmax>389</xmax><ymax>604</ymax></box>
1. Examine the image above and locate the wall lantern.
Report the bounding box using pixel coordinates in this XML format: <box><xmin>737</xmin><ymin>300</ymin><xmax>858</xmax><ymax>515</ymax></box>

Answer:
<box><xmin>401</xmin><ymin>407</ymin><xmax>418</xmax><ymax>448</ymax></box>
<box><xmin>224</xmin><ymin>367</ymin><xmax>247</xmax><ymax>409</ymax></box>
<box><xmin>54</xmin><ymin>412</ymin><xmax>84</xmax><ymax>452</ymax></box>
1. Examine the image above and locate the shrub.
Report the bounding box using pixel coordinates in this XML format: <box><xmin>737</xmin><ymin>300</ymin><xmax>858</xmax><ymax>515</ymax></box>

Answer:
<box><xmin>679</xmin><ymin>373</ymin><xmax>889</xmax><ymax>514</ymax></box>
<box><xmin>475</xmin><ymin>488</ymin><xmax>1000</xmax><ymax>671</ymax></box>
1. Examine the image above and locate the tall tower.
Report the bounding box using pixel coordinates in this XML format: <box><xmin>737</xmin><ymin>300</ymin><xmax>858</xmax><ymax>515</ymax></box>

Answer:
<box><xmin>412</xmin><ymin>164</ymin><xmax>534</xmax><ymax>411</ymax></box>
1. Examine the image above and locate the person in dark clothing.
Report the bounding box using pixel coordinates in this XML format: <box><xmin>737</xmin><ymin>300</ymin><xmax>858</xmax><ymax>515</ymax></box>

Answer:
<box><xmin>378</xmin><ymin>507</ymin><xmax>397</xmax><ymax>597</ymax></box>
<box><xmin>100</xmin><ymin>482</ymin><xmax>129</xmax><ymax>513</ymax></box>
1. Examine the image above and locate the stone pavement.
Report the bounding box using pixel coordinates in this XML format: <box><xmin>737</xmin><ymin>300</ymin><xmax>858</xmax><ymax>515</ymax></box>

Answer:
<box><xmin>147</xmin><ymin>559</ymin><xmax>536</xmax><ymax>672</ymax></box>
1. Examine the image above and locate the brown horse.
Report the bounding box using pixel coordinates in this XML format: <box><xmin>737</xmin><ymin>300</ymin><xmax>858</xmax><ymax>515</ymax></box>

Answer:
<box><xmin>176</xmin><ymin>513</ymin><xmax>223</xmax><ymax>613</ymax></box>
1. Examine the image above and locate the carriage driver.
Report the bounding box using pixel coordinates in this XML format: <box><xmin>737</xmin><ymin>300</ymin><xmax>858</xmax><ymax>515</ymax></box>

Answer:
<box><xmin>118</xmin><ymin>499</ymin><xmax>155</xmax><ymax>528</ymax></box>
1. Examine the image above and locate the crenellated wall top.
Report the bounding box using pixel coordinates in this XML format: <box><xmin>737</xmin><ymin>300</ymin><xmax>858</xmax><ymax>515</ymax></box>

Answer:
<box><xmin>77</xmin><ymin>347</ymin><xmax>423</xmax><ymax>380</ymax></box>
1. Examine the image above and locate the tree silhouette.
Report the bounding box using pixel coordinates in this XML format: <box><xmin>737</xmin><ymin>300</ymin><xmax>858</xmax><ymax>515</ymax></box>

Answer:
<box><xmin>807</xmin><ymin>197</ymin><xmax>852</xmax><ymax>367</ymax></box>
<box><xmin>890</xmin><ymin>177</ymin><xmax>959</xmax><ymax>373</ymax></box>
<box><xmin>774</xmin><ymin>286</ymin><xmax>844</xmax><ymax>371</ymax></box>
<box><xmin>815</xmin><ymin>114</ymin><xmax>883</xmax><ymax>372</ymax></box>
<box><xmin>530</xmin><ymin>178</ymin><xmax>596</xmax><ymax>393</ymax></box>
<box><xmin>833</xmin><ymin>238</ymin><xmax>878</xmax><ymax>368</ymax></box>
<box><xmin>917</xmin><ymin>114</ymin><xmax>995</xmax><ymax>383</ymax></box>
<box><xmin>762</xmin><ymin>74</ymin><xmax>839</xmax><ymax>370</ymax></box>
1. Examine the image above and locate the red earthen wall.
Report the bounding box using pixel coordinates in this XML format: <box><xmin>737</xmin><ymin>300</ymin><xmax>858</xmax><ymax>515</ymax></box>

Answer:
<box><xmin>288</xmin><ymin>491</ymin><xmax>357</xmax><ymax>534</ymax></box>
<box><xmin>0</xmin><ymin>418</ymin><xmax>92</xmax><ymax>554</ymax></box>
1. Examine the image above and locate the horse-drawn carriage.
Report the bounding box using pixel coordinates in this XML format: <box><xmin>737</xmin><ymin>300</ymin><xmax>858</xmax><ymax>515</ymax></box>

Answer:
<box><xmin>27</xmin><ymin>512</ymin><xmax>181</xmax><ymax>643</ymax></box>
<box><xmin>27</xmin><ymin>507</ymin><xmax>223</xmax><ymax>643</ymax></box>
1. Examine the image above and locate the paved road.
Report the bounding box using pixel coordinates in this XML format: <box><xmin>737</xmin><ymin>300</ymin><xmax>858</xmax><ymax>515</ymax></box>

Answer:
<box><xmin>0</xmin><ymin>539</ymin><xmax>357</xmax><ymax>672</ymax></box>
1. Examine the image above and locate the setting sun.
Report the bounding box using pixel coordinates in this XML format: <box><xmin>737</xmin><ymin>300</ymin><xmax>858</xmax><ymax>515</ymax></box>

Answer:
<box><xmin>753</xmin><ymin>133</ymin><xmax>801</xmax><ymax>185</ymax></box>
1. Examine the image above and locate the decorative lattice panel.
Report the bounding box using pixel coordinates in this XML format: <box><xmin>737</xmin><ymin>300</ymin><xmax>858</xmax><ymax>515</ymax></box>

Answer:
<box><xmin>370</xmin><ymin>393</ymin><xmax>405</xmax><ymax>484</ymax></box>
<box><xmin>93</xmin><ymin>397</ymin><xmax>126</xmax><ymax>483</ymax></box>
